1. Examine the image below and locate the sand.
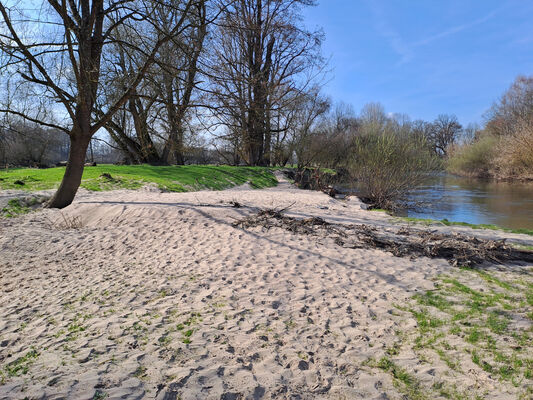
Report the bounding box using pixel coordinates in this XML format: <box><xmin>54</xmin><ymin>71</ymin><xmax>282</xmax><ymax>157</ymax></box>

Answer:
<box><xmin>1</xmin><ymin>174</ymin><xmax>532</xmax><ymax>399</ymax></box>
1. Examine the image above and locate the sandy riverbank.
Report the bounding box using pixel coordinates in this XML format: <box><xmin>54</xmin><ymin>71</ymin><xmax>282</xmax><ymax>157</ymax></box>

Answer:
<box><xmin>1</xmin><ymin>176</ymin><xmax>532</xmax><ymax>399</ymax></box>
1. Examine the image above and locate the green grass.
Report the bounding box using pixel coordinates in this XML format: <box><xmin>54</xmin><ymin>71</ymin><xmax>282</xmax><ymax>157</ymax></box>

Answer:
<box><xmin>512</xmin><ymin>243</ymin><xmax>533</xmax><ymax>251</ymax></box>
<box><xmin>382</xmin><ymin>267</ymin><xmax>532</xmax><ymax>399</ymax></box>
<box><xmin>1</xmin><ymin>198</ymin><xmax>31</xmax><ymax>217</ymax></box>
<box><xmin>1</xmin><ymin>196</ymin><xmax>49</xmax><ymax>218</ymax></box>
<box><xmin>397</xmin><ymin>216</ymin><xmax>533</xmax><ymax>236</ymax></box>
<box><xmin>403</xmin><ymin>269</ymin><xmax>532</xmax><ymax>393</ymax></box>
<box><xmin>0</xmin><ymin>165</ymin><xmax>278</xmax><ymax>192</ymax></box>
<box><xmin>374</xmin><ymin>357</ymin><xmax>427</xmax><ymax>399</ymax></box>
<box><xmin>1</xmin><ymin>347</ymin><xmax>40</xmax><ymax>383</ymax></box>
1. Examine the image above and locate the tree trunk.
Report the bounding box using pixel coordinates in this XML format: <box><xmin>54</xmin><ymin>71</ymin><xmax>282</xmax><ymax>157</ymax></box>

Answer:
<box><xmin>173</xmin><ymin>126</ymin><xmax>185</xmax><ymax>165</ymax></box>
<box><xmin>262</xmin><ymin>108</ymin><xmax>271</xmax><ymax>166</ymax></box>
<box><xmin>128</xmin><ymin>97</ymin><xmax>163</xmax><ymax>165</ymax></box>
<box><xmin>47</xmin><ymin>134</ymin><xmax>91</xmax><ymax>208</ymax></box>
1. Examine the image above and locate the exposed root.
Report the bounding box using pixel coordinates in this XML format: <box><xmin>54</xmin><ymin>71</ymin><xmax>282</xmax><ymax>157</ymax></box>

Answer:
<box><xmin>233</xmin><ymin>210</ymin><xmax>533</xmax><ymax>267</ymax></box>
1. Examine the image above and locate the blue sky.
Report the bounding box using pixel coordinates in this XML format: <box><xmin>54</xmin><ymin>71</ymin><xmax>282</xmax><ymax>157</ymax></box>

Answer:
<box><xmin>303</xmin><ymin>0</ymin><xmax>533</xmax><ymax>125</ymax></box>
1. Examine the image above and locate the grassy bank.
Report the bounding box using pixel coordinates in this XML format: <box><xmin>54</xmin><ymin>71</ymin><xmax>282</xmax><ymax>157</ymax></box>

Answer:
<box><xmin>0</xmin><ymin>197</ymin><xmax>50</xmax><ymax>218</ymax></box>
<box><xmin>0</xmin><ymin>165</ymin><xmax>278</xmax><ymax>192</ymax></box>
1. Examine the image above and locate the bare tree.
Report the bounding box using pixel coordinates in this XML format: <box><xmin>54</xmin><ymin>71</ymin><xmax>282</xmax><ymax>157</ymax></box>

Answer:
<box><xmin>461</xmin><ymin>122</ymin><xmax>481</xmax><ymax>144</ymax></box>
<box><xmin>158</xmin><ymin>0</ymin><xmax>208</xmax><ymax>164</ymax></box>
<box><xmin>286</xmin><ymin>89</ymin><xmax>330</xmax><ymax>168</ymax></box>
<box><xmin>207</xmin><ymin>0</ymin><xmax>324</xmax><ymax>166</ymax></box>
<box><xmin>99</xmin><ymin>0</ymin><xmax>209</xmax><ymax>165</ymax></box>
<box><xmin>485</xmin><ymin>75</ymin><xmax>533</xmax><ymax>137</ymax></box>
<box><xmin>428</xmin><ymin>114</ymin><xmax>462</xmax><ymax>156</ymax></box>
<box><xmin>99</xmin><ymin>36</ymin><xmax>165</xmax><ymax>165</ymax></box>
<box><xmin>359</xmin><ymin>102</ymin><xmax>388</xmax><ymax>129</ymax></box>
<box><xmin>0</xmin><ymin>0</ymin><xmax>196</xmax><ymax>207</ymax></box>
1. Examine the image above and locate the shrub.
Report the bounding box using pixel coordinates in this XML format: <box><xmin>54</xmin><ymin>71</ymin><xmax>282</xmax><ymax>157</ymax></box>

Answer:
<box><xmin>447</xmin><ymin>134</ymin><xmax>498</xmax><ymax>178</ymax></box>
<box><xmin>496</xmin><ymin>124</ymin><xmax>533</xmax><ymax>179</ymax></box>
<box><xmin>349</xmin><ymin>128</ymin><xmax>439</xmax><ymax>210</ymax></box>
<box><xmin>448</xmin><ymin>127</ymin><xmax>533</xmax><ymax>180</ymax></box>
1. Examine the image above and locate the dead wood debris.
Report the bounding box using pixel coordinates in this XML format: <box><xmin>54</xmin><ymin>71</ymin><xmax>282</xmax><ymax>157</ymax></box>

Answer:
<box><xmin>232</xmin><ymin>209</ymin><xmax>533</xmax><ymax>267</ymax></box>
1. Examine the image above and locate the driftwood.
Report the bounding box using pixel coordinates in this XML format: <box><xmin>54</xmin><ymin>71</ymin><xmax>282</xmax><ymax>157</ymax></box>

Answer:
<box><xmin>233</xmin><ymin>209</ymin><xmax>533</xmax><ymax>267</ymax></box>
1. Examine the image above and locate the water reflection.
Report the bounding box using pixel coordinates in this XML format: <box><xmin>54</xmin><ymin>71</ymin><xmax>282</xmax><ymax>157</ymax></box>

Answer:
<box><xmin>405</xmin><ymin>174</ymin><xmax>533</xmax><ymax>230</ymax></box>
<box><xmin>340</xmin><ymin>174</ymin><xmax>533</xmax><ymax>230</ymax></box>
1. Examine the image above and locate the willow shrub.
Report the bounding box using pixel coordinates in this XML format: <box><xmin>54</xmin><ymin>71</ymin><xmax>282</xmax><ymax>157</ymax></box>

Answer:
<box><xmin>349</xmin><ymin>130</ymin><xmax>440</xmax><ymax>211</ymax></box>
<box><xmin>496</xmin><ymin>125</ymin><xmax>533</xmax><ymax>180</ymax></box>
<box><xmin>447</xmin><ymin>135</ymin><xmax>498</xmax><ymax>178</ymax></box>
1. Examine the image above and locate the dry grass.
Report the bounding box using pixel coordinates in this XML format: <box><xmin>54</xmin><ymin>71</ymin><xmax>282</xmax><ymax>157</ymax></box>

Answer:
<box><xmin>45</xmin><ymin>212</ymin><xmax>84</xmax><ymax>230</ymax></box>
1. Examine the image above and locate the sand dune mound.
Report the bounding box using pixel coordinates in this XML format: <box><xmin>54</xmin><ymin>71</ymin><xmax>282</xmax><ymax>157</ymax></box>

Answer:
<box><xmin>1</xmin><ymin>185</ymin><xmax>531</xmax><ymax>399</ymax></box>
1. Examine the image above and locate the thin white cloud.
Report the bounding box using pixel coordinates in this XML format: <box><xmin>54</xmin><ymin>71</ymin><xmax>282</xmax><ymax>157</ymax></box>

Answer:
<box><xmin>367</xmin><ymin>1</ymin><xmax>502</xmax><ymax>66</ymax></box>
<box><xmin>412</xmin><ymin>8</ymin><xmax>500</xmax><ymax>47</ymax></box>
<box><xmin>367</xmin><ymin>1</ymin><xmax>413</xmax><ymax>64</ymax></box>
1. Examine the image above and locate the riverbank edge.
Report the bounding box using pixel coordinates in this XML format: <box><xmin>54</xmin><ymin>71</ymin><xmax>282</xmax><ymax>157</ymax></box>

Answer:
<box><xmin>446</xmin><ymin>168</ymin><xmax>533</xmax><ymax>183</ymax></box>
<box><xmin>368</xmin><ymin>209</ymin><xmax>533</xmax><ymax>237</ymax></box>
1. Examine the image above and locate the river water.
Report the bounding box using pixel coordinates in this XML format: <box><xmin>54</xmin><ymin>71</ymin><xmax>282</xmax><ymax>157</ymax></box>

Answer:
<box><xmin>343</xmin><ymin>174</ymin><xmax>533</xmax><ymax>230</ymax></box>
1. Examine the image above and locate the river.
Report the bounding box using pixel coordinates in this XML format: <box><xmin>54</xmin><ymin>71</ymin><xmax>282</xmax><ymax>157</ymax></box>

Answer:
<box><xmin>341</xmin><ymin>173</ymin><xmax>533</xmax><ymax>230</ymax></box>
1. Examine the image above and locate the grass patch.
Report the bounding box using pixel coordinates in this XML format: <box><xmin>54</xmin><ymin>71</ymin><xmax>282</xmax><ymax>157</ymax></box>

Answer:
<box><xmin>1</xmin><ymin>199</ymin><xmax>31</xmax><ymax>217</ymax></box>
<box><xmin>512</xmin><ymin>243</ymin><xmax>533</xmax><ymax>251</ymax></box>
<box><xmin>0</xmin><ymin>196</ymin><xmax>49</xmax><ymax>218</ymax></box>
<box><xmin>414</xmin><ymin>290</ymin><xmax>453</xmax><ymax>312</ymax></box>
<box><xmin>374</xmin><ymin>357</ymin><xmax>427</xmax><ymax>399</ymax></box>
<box><xmin>380</xmin><ymin>268</ymin><xmax>533</xmax><ymax>399</ymax></box>
<box><xmin>402</xmin><ymin>268</ymin><xmax>533</xmax><ymax>398</ymax></box>
<box><xmin>471</xmin><ymin>269</ymin><xmax>514</xmax><ymax>291</ymax></box>
<box><xmin>0</xmin><ymin>165</ymin><xmax>278</xmax><ymax>192</ymax></box>
<box><xmin>1</xmin><ymin>347</ymin><xmax>39</xmax><ymax>383</ymax></box>
<box><xmin>397</xmin><ymin>216</ymin><xmax>533</xmax><ymax>236</ymax></box>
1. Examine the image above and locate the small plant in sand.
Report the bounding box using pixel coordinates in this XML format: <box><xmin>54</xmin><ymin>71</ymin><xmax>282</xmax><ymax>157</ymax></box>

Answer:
<box><xmin>182</xmin><ymin>329</ymin><xmax>194</xmax><ymax>344</ymax></box>
<box><xmin>128</xmin><ymin>321</ymin><xmax>150</xmax><ymax>347</ymax></box>
<box><xmin>133</xmin><ymin>365</ymin><xmax>147</xmax><ymax>379</ymax></box>
<box><xmin>158</xmin><ymin>333</ymin><xmax>172</xmax><ymax>347</ymax></box>
<box><xmin>1</xmin><ymin>347</ymin><xmax>40</xmax><ymax>383</ymax></box>
<box><xmin>173</xmin><ymin>312</ymin><xmax>203</xmax><ymax>344</ymax></box>
<box><xmin>92</xmin><ymin>390</ymin><xmax>108</xmax><ymax>399</ymax></box>
<box><xmin>381</xmin><ymin>267</ymin><xmax>533</xmax><ymax>399</ymax></box>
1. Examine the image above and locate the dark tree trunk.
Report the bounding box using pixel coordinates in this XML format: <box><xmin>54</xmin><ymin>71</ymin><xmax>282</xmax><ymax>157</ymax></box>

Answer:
<box><xmin>128</xmin><ymin>97</ymin><xmax>163</xmax><ymax>165</ymax></box>
<box><xmin>242</xmin><ymin>2</ymin><xmax>275</xmax><ymax>167</ymax></box>
<box><xmin>262</xmin><ymin>108</ymin><xmax>271</xmax><ymax>166</ymax></box>
<box><xmin>173</xmin><ymin>126</ymin><xmax>185</xmax><ymax>165</ymax></box>
<box><xmin>47</xmin><ymin>133</ymin><xmax>91</xmax><ymax>209</ymax></box>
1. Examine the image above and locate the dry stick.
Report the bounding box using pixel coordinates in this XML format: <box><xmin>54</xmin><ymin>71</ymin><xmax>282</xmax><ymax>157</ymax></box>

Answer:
<box><xmin>233</xmin><ymin>210</ymin><xmax>533</xmax><ymax>267</ymax></box>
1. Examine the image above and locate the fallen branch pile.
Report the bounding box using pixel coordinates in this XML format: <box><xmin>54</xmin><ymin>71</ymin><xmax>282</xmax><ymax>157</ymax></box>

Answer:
<box><xmin>232</xmin><ymin>209</ymin><xmax>533</xmax><ymax>267</ymax></box>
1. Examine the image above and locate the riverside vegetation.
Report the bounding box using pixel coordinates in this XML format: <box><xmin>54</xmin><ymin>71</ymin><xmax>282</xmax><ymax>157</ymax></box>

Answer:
<box><xmin>447</xmin><ymin>76</ymin><xmax>533</xmax><ymax>181</ymax></box>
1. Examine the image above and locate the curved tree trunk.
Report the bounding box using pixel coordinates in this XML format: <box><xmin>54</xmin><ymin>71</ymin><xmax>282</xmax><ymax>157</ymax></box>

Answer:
<box><xmin>47</xmin><ymin>134</ymin><xmax>91</xmax><ymax>209</ymax></box>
